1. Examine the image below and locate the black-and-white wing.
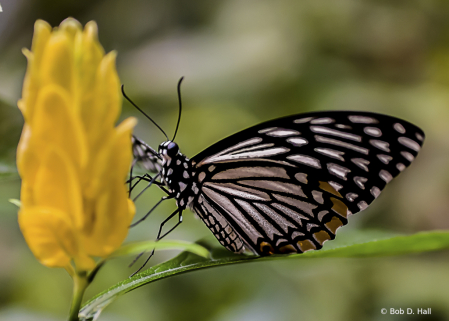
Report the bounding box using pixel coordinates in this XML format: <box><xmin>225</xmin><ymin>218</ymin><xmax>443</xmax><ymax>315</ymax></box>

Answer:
<box><xmin>190</xmin><ymin>111</ymin><xmax>424</xmax><ymax>255</ymax></box>
<box><xmin>132</xmin><ymin>135</ymin><xmax>163</xmax><ymax>173</ymax></box>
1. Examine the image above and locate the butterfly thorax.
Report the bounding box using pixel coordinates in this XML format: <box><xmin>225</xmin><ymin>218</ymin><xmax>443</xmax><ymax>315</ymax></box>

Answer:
<box><xmin>158</xmin><ymin>141</ymin><xmax>196</xmax><ymax>209</ymax></box>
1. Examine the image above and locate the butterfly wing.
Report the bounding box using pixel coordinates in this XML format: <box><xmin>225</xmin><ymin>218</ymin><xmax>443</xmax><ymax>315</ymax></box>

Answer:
<box><xmin>132</xmin><ymin>135</ymin><xmax>163</xmax><ymax>173</ymax></box>
<box><xmin>190</xmin><ymin>111</ymin><xmax>424</xmax><ymax>255</ymax></box>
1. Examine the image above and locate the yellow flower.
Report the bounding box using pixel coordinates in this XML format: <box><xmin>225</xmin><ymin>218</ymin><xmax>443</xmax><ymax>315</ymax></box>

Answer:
<box><xmin>17</xmin><ymin>18</ymin><xmax>136</xmax><ymax>272</ymax></box>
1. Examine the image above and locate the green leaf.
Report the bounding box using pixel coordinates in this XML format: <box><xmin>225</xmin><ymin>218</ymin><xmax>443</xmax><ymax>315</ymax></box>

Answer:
<box><xmin>110</xmin><ymin>240</ymin><xmax>209</xmax><ymax>259</ymax></box>
<box><xmin>8</xmin><ymin>199</ymin><xmax>21</xmax><ymax>208</ymax></box>
<box><xmin>79</xmin><ymin>230</ymin><xmax>449</xmax><ymax>320</ymax></box>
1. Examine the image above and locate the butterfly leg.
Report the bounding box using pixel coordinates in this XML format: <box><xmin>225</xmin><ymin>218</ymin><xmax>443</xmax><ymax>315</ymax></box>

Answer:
<box><xmin>128</xmin><ymin>158</ymin><xmax>137</xmax><ymax>197</ymax></box>
<box><xmin>128</xmin><ymin>173</ymin><xmax>154</xmax><ymax>192</ymax></box>
<box><xmin>128</xmin><ymin>173</ymin><xmax>161</xmax><ymax>198</ymax></box>
<box><xmin>132</xmin><ymin>173</ymin><xmax>162</xmax><ymax>202</ymax></box>
<box><xmin>128</xmin><ymin>173</ymin><xmax>170</xmax><ymax>196</ymax></box>
<box><xmin>156</xmin><ymin>209</ymin><xmax>183</xmax><ymax>240</ymax></box>
<box><xmin>129</xmin><ymin>194</ymin><xmax>174</xmax><ymax>228</ymax></box>
<box><xmin>130</xmin><ymin>208</ymin><xmax>183</xmax><ymax>276</ymax></box>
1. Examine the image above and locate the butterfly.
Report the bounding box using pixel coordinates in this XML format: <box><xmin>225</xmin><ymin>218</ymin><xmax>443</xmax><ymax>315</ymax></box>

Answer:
<box><xmin>129</xmin><ymin>105</ymin><xmax>425</xmax><ymax>257</ymax></box>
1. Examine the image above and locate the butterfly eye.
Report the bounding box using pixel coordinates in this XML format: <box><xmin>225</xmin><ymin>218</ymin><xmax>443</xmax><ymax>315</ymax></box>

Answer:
<box><xmin>166</xmin><ymin>142</ymin><xmax>179</xmax><ymax>157</ymax></box>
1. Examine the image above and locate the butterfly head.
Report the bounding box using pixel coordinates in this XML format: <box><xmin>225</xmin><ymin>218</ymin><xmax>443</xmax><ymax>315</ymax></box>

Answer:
<box><xmin>159</xmin><ymin>141</ymin><xmax>180</xmax><ymax>161</ymax></box>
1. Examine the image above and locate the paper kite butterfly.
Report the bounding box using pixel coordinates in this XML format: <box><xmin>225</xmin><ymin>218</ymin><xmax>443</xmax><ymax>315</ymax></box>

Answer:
<box><xmin>127</xmin><ymin>85</ymin><xmax>425</xmax><ymax>258</ymax></box>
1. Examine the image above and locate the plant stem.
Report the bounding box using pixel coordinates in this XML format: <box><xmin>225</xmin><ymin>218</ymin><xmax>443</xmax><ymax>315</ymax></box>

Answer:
<box><xmin>68</xmin><ymin>272</ymin><xmax>88</xmax><ymax>321</ymax></box>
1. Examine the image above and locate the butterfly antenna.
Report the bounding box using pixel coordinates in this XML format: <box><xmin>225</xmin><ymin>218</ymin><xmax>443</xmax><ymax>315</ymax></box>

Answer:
<box><xmin>172</xmin><ymin>77</ymin><xmax>184</xmax><ymax>141</ymax></box>
<box><xmin>121</xmin><ymin>85</ymin><xmax>169</xmax><ymax>140</ymax></box>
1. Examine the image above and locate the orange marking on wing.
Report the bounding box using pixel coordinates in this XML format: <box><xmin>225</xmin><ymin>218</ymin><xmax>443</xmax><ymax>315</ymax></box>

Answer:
<box><xmin>330</xmin><ymin>197</ymin><xmax>349</xmax><ymax>218</ymax></box>
<box><xmin>313</xmin><ymin>230</ymin><xmax>331</xmax><ymax>245</ymax></box>
<box><xmin>325</xmin><ymin>216</ymin><xmax>344</xmax><ymax>235</ymax></box>
<box><xmin>319</xmin><ymin>181</ymin><xmax>342</xmax><ymax>198</ymax></box>
<box><xmin>297</xmin><ymin>239</ymin><xmax>316</xmax><ymax>252</ymax></box>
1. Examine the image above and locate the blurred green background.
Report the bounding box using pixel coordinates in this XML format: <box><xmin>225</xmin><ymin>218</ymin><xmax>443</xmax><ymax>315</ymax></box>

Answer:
<box><xmin>1</xmin><ymin>0</ymin><xmax>449</xmax><ymax>320</ymax></box>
